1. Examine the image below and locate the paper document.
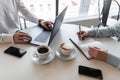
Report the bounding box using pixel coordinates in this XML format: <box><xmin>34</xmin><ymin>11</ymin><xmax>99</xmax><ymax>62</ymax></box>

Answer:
<box><xmin>79</xmin><ymin>41</ymin><xmax>108</xmax><ymax>59</ymax></box>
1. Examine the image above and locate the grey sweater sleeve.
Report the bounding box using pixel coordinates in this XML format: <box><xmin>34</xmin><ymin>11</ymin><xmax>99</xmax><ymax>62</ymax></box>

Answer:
<box><xmin>107</xmin><ymin>54</ymin><xmax>120</xmax><ymax>69</ymax></box>
<box><xmin>88</xmin><ymin>20</ymin><xmax>120</xmax><ymax>38</ymax></box>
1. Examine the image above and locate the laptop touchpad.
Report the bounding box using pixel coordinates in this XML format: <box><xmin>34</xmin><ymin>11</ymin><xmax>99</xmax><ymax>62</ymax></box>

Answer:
<box><xmin>34</xmin><ymin>31</ymin><xmax>50</xmax><ymax>42</ymax></box>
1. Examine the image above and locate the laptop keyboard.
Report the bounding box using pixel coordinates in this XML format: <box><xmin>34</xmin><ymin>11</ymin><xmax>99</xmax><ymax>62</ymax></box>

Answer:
<box><xmin>34</xmin><ymin>31</ymin><xmax>50</xmax><ymax>42</ymax></box>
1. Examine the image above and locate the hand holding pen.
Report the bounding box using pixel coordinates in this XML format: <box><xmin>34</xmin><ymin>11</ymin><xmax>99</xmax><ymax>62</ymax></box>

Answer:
<box><xmin>77</xmin><ymin>25</ymin><xmax>89</xmax><ymax>40</ymax></box>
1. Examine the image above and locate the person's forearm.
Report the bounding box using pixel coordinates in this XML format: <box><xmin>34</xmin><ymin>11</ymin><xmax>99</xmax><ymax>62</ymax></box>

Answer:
<box><xmin>88</xmin><ymin>27</ymin><xmax>112</xmax><ymax>37</ymax></box>
<box><xmin>88</xmin><ymin>20</ymin><xmax>120</xmax><ymax>38</ymax></box>
<box><xmin>0</xmin><ymin>33</ymin><xmax>14</xmax><ymax>43</ymax></box>
<box><xmin>107</xmin><ymin>54</ymin><xmax>120</xmax><ymax>69</ymax></box>
<box><xmin>18</xmin><ymin>0</ymin><xmax>42</xmax><ymax>23</ymax></box>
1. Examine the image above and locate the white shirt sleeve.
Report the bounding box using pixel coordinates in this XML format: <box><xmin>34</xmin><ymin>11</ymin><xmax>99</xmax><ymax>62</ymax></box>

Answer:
<box><xmin>0</xmin><ymin>33</ymin><xmax>14</xmax><ymax>43</ymax></box>
<box><xmin>18</xmin><ymin>0</ymin><xmax>43</xmax><ymax>23</ymax></box>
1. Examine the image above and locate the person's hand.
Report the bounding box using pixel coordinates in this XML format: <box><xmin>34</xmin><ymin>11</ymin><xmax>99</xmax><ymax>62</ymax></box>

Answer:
<box><xmin>77</xmin><ymin>31</ymin><xmax>89</xmax><ymax>40</ymax></box>
<box><xmin>39</xmin><ymin>20</ymin><xmax>53</xmax><ymax>31</ymax></box>
<box><xmin>13</xmin><ymin>32</ymin><xmax>32</xmax><ymax>44</ymax></box>
<box><xmin>88</xmin><ymin>47</ymin><xmax>108</xmax><ymax>61</ymax></box>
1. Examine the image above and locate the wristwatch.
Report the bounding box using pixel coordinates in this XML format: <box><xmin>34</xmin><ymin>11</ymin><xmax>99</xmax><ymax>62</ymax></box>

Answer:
<box><xmin>38</xmin><ymin>19</ymin><xmax>44</xmax><ymax>27</ymax></box>
<box><xmin>38</xmin><ymin>19</ymin><xmax>44</xmax><ymax>23</ymax></box>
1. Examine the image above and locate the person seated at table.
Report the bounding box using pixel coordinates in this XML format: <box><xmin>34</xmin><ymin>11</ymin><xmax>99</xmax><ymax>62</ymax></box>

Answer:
<box><xmin>77</xmin><ymin>20</ymin><xmax>120</xmax><ymax>69</ymax></box>
<box><xmin>88</xmin><ymin>47</ymin><xmax>120</xmax><ymax>69</ymax></box>
<box><xmin>77</xmin><ymin>20</ymin><xmax>120</xmax><ymax>41</ymax></box>
<box><xmin>0</xmin><ymin>0</ymin><xmax>53</xmax><ymax>44</ymax></box>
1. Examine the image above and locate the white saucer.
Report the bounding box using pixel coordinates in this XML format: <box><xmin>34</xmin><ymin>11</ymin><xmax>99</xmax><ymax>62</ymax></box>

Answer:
<box><xmin>32</xmin><ymin>50</ymin><xmax>55</xmax><ymax>64</ymax></box>
<box><xmin>56</xmin><ymin>49</ymin><xmax>77</xmax><ymax>60</ymax></box>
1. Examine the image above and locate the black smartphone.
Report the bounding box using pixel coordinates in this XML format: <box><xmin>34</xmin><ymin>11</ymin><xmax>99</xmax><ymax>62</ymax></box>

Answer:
<box><xmin>78</xmin><ymin>65</ymin><xmax>103</xmax><ymax>80</ymax></box>
<box><xmin>4</xmin><ymin>46</ymin><xmax>27</xmax><ymax>58</ymax></box>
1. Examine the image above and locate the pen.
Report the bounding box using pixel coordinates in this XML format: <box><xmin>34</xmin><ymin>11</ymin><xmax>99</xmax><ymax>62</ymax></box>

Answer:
<box><xmin>79</xmin><ymin>25</ymin><xmax>82</xmax><ymax>40</ymax></box>
<box><xmin>69</xmin><ymin>38</ymin><xmax>90</xmax><ymax>60</ymax></box>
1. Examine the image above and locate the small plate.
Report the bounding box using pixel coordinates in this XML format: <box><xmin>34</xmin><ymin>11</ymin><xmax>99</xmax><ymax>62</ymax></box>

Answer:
<box><xmin>56</xmin><ymin>49</ymin><xmax>77</xmax><ymax>60</ymax></box>
<box><xmin>32</xmin><ymin>50</ymin><xmax>55</xmax><ymax>64</ymax></box>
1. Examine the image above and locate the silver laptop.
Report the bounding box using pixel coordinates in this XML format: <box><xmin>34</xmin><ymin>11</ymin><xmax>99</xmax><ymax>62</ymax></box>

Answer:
<box><xmin>28</xmin><ymin>6</ymin><xmax>68</xmax><ymax>46</ymax></box>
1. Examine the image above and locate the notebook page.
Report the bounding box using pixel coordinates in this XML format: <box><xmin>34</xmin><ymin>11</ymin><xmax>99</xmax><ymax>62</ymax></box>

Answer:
<box><xmin>79</xmin><ymin>41</ymin><xmax>108</xmax><ymax>59</ymax></box>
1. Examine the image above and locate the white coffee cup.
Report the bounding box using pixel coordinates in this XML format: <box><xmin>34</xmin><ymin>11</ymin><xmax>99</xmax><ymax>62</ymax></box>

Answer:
<box><xmin>35</xmin><ymin>45</ymin><xmax>51</xmax><ymax>60</ymax></box>
<box><xmin>60</xmin><ymin>43</ymin><xmax>74</xmax><ymax>56</ymax></box>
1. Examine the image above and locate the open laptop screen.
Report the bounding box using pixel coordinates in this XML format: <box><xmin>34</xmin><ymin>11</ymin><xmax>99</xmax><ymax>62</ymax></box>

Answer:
<box><xmin>48</xmin><ymin>6</ymin><xmax>68</xmax><ymax>45</ymax></box>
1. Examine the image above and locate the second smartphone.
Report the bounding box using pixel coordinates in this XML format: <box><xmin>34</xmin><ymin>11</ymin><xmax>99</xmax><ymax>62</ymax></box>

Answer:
<box><xmin>78</xmin><ymin>65</ymin><xmax>103</xmax><ymax>79</ymax></box>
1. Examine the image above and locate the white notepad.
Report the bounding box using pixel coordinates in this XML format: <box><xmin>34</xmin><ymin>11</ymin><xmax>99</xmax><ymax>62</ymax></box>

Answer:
<box><xmin>79</xmin><ymin>41</ymin><xmax>108</xmax><ymax>59</ymax></box>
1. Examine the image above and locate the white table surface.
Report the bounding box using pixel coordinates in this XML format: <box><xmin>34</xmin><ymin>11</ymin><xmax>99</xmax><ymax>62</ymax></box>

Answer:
<box><xmin>0</xmin><ymin>24</ymin><xmax>120</xmax><ymax>80</ymax></box>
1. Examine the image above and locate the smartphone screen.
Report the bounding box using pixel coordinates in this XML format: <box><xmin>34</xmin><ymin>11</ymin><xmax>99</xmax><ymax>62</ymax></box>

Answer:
<box><xmin>78</xmin><ymin>65</ymin><xmax>103</xmax><ymax>79</ymax></box>
<box><xmin>4</xmin><ymin>46</ymin><xmax>27</xmax><ymax>58</ymax></box>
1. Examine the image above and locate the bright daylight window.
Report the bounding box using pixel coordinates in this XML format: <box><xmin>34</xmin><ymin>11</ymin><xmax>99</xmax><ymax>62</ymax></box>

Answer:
<box><xmin>22</xmin><ymin>0</ymin><xmax>55</xmax><ymax>20</ymax></box>
<box><xmin>22</xmin><ymin>0</ymin><xmax>120</xmax><ymax>21</ymax></box>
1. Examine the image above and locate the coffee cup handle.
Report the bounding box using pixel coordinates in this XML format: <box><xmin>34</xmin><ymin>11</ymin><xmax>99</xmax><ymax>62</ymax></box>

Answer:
<box><xmin>33</xmin><ymin>53</ymin><xmax>39</xmax><ymax>58</ymax></box>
